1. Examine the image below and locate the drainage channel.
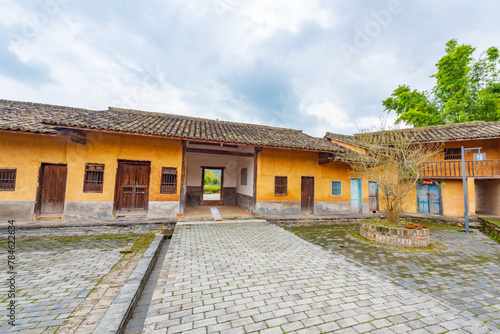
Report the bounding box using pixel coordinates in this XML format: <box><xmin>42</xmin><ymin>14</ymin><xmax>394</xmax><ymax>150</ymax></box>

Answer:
<box><xmin>123</xmin><ymin>236</ymin><xmax>171</xmax><ymax>334</ymax></box>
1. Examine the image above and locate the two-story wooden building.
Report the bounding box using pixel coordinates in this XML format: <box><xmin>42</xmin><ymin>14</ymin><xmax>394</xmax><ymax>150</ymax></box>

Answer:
<box><xmin>326</xmin><ymin>122</ymin><xmax>500</xmax><ymax>218</ymax></box>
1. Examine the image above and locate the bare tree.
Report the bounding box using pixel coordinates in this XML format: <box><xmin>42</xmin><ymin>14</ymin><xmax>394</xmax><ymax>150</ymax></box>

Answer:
<box><xmin>346</xmin><ymin>127</ymin><xmax>442</xmax><ymax>224</ymax></box>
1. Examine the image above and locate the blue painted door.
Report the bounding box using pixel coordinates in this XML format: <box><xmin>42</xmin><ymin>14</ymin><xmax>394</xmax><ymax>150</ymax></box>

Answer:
<box><xmin>417</xmin><ymin>183</ymin><xmax>441</xmax><ymax>215</ymax></box>
<box><xmin>351</xmin><ymin>178</ymin><xmax>362</xmax><ymax>213</ymax></box>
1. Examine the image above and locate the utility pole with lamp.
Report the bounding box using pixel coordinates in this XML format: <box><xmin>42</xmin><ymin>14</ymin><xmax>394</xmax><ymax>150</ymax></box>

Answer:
<box><xmin>461</xmin><ymin>146</ymin><xmax>485</xmax><ymax>233</ymax></box>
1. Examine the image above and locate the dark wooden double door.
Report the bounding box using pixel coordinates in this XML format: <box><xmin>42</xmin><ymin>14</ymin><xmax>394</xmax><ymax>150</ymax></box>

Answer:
<box><xmin>114</xmin><ymin>160</ymin><xmax>151</xmax><ymax>214</ymax></box>
<box><xmin>36</xmin><ymin>163</ymin><xmax>68</xmax><ymax>218</ymax></box>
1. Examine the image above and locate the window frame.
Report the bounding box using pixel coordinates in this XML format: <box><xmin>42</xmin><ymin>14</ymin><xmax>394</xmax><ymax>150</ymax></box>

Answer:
<box><xmin>274</xmin><ymin>176</ymin><xmax>288</xmax><ymax>196</ymax></box>
<box><xmin>160</xmin><ymin>167</ymin><xmax>177</xmax><ymax>194</ymax></box>
<box><xmin>0</xmin><ymin>168</ymin><xmax>17</xmax><ymax>191</ymax></box>
<box><xmin>331</xmin><ymin>180</ymin><xmax>342</xmax><ymax>196</ymax></box>
<box><xmin>83</xmin><ymin>163</ymin><xmax>105</xmax><ymax>193</ymax></box>
<box><xmin>240</xmin><ymin>167</ymin><xmax>248</xmax><ymax>186</ymax></box>
<box><xmin>444</xmin><ymin>148</ymin><xmax>462</xmax><ymax>160</ymax></box>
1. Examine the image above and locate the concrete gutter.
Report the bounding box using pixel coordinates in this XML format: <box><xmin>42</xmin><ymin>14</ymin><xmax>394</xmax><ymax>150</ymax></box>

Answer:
<box><xmin>93</xmin><ymin>234</ymin><xmax>165</xmax><ymax>334</ymax></box>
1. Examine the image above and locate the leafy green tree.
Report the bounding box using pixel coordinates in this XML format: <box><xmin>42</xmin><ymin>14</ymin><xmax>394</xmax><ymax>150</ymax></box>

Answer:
<box><xmin>383</xmin><ymin>39</ymin><xmax>500</xmax><ymax>126</ymax></box>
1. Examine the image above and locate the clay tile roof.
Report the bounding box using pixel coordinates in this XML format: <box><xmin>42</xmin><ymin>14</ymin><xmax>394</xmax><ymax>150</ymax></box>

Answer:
<box><xmin>326</xmin><ymin>121</ymin><xmax>500</xmax><ymax>145</ymax></box>
<box><xmin>0</xmin><ymin>99</ymin><xmax>346</xmax><ymax>153</ymax></box>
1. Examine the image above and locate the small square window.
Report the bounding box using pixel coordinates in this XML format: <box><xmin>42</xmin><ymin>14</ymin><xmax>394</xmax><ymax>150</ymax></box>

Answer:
<box><xmin>331</xmin><ymin>181</ymin><xmax>342</xmax><ymax>196</ymax></box>
<box><xmin>0</xmin><ymin>169</ymin><xmax>16</xmax><ymax>191</ymax></box>
<box><xmin>274</xmin><ymin>176</ymin><xmax>287</xmax><ymax>196</ymax></box>
<box><xmin>84</xmin><ymin>164</ymin><xmax>104</xmax><ymax>193</ymax></box>
<box><xmin>161</xmin><ymin>167</ymin><xmax>177</xmax><ymax>194</ymax></box>
<box><xmin>241</xmin><ymin>168</ymin><xmax>247</xmax><ymax>186</ymax></box>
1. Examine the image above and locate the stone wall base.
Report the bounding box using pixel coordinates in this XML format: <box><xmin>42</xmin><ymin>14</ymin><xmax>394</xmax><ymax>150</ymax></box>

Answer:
<box><xmin>255</xmin><ymin>201</ymin><xmax>301</xmax><ymax>215</ymax></box>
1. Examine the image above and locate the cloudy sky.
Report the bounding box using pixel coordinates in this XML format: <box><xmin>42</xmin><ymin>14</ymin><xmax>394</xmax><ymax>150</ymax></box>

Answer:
<box><xmin>1</xmin><ymin>1</ymin><xmax>500</xmax><ymax>136</ymax></box>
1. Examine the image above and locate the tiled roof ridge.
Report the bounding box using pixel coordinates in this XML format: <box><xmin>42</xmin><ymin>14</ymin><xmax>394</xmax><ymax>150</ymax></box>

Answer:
<box><xmin>0</xmin><ymin>99</ymin><xmax>96</xmax><ymax>113</ymax></box>
<box><xmin>356</xmin><ymin>120</ymin><xmax>498</xmax><ymax>136</ymax></box>
<box><xmin>325</xmin><ymin>131</ymin><xmax>355</xmax><ymax>138</ymax></box>
<box><xmin>108</xmin><ymin>106</ymin><xmax>304</xmax><ymax>133</ymax></box>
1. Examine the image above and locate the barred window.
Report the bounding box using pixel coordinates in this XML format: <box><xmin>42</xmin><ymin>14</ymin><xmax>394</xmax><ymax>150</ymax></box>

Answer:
<box><xmin>0</xmin><ymin>169</ymin><xmax>16</xmax><ymax>191</ymax></box>
<box><xmin>161</xmin><ymin>167</ymin><xmax>177</xmax><ymax>194</ymax></box>
<box><xmin>444</xmin><ymin>148</ymin><xmax>462</xmax><ymax>160</ymax></box>
<box><xmin>241</xmin><ymin>168</ymin><xmax>247</xmax><ymax>186</ymax></box>
<box><xmin>83</xmin><ymin>164</ymin><xmax>104</xmax><ymax>193</ymax></box>
<box><xmin>331</xmin><ymin>181</ymin><xmax>342</xmax><ymax>196</ymax></box>
<box><xmin>274</xmin><ymin>176</ymin><xmax>288</xmax><ymax>196</ymax></box>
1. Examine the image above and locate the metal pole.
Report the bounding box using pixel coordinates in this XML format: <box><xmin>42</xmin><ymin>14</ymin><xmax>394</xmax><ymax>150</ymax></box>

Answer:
<box><xmin>461</xmin><ymin>146</ymin><xmax>469</xmax><ymax>233</ymax></box>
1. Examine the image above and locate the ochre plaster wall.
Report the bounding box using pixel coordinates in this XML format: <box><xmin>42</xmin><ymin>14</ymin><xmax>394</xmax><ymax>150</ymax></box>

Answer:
<box><xmin>0</xmin><ymin>131</ymin><xmax>182</xmax><ymax>203</ymax></box>
<box><xmin>444</xmin><ymin>139</ymin><xmax>499</xmax><ymax>160</ymax></box>
<box><xmin>256</xmin><ymin>148</ymin><xmax>369</xmax><ymax>204</ymax></box>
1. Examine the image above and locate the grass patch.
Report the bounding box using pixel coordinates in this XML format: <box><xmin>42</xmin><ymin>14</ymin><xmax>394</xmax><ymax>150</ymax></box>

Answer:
<box><xmin>483</xmin><ymin>218</ymin><xmax>500</xmax><ymax>229</ymax></box>
<box><xmin>482</xmin><ymin>226</ymin><xmax>500</xmax><ymax>244</ymax></box>
<box><xmin>347</xmin><ymin>230</ymin><xmax>447</xmax><ymax>253</ymax></box>
<box><xmin>12</xmin><ymin>233</ymin><xmax>149</xmax><ymax>243</ymax></box>
<box><xmin>203</xmin><ymin>185</ymin><xmax>221</xmax><ymax>194</ymax></box>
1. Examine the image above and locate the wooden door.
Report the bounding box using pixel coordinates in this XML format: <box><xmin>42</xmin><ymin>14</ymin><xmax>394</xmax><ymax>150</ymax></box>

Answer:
<box><xmin>369</xmin><ymin>181</ymin><xmax>379</xmax><ymax>212</ymax></box>
<box><xmin>417</xmin><ymin>183</ymin><xmax>441</xmax><ymax>215</ymax></box>
<box><xmin>301</xmin><ymin>176</ymin><xmax>314</xmax><ymax>214</ymax></box>
<box><xmin>351</xmin><ymin>178</ymin><xmax>362</xmax><ymax>213</ymax></box>
<box><xmin>37</xmin><ymin>164</ymin><xmax>67</xmax><ymax>217</ymax></box>
<box><xmin>115</xmin><ymin>160</ymin><xmax>151</xmax><ymax>214</ymax></box>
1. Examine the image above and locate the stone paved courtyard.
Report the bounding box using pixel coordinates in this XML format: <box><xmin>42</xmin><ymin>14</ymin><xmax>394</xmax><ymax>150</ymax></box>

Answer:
<box><xmin>142</xmin><ymin>221</ymin><xmax>496</xmax><ymax>333</ymax></box>
<box><xmin>0</xmin><ymin>234</ymin><xmax>137</xmax><ymax>333</ymax></box>
<box><xmin>288</xmin><ymin>223</ymin><xmax>500</xmax><ymax>332</ymax></box>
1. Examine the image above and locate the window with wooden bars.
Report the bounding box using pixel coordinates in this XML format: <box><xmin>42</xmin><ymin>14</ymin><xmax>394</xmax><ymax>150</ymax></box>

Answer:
<box><xmin>444</xmin><ymin>148</ymin><xmax>462</xmax><ymax>160</ymax></box>
<box><xmin>0</xmin><ymin>169</ymin><xmax>16</xmax><ymax>191</ymax></box>
<box><xmin>83</xmin><ymin>164</ymin><xmax>104</xmax><ymax>193</ymax></box>
<box><xmin>274</xmin><ymin>176</ymin><xmax>287</xmax><ymax>196</ymax></box>
<box><xmin>241</xmin><ymin>167</ymin><xmax>247</xmax><ymax>186</ymax></box>
<box><xmin>161</xmin><ymin>167</ymin><xmax>177</xmax><ymax>194</ymax></box>
<box><xmin>331</xmin><ymin>181</ymin><xmax>342</xmax><ymax>196</ymax></box>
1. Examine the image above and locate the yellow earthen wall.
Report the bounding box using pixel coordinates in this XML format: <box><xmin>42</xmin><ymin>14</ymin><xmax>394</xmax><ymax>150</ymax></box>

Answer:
<box><xmin>0</xmin><ymin>131</ymin><xmax>182</xmax><ymax>202</ymax></box>
<box><xmin>256</xmin><ymin>148</ymin><xmax>369</xmax><ymax>204</ymax></box>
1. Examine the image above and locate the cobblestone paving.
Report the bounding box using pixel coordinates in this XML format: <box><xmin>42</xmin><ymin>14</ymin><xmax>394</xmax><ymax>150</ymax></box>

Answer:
<box><xmin>288</xmin><ymin>223</ymin><xmax>500</xmax><ymax>332</ymax></box>
<box><xmin>0</xmin><ymin>235</ymin><xmax>137</xmax><ymax>333</ymax></box>
<box><xmin>143</xmin><ymin>221</ymin><xmax>493</xmax><ymax>333</ymax></box>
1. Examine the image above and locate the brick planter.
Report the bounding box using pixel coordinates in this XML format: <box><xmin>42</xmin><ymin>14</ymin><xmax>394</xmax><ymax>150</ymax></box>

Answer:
<box><xmin>360</xmin><ymin>222</ymin><xmax>430</xmax><ymax>247</ymax></box>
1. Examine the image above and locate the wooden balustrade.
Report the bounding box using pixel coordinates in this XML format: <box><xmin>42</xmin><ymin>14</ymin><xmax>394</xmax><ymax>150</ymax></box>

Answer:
<box><xmin>418</xmin><ymin>160</ymin><xmax>500</xmax><ymax>178</ymax></box>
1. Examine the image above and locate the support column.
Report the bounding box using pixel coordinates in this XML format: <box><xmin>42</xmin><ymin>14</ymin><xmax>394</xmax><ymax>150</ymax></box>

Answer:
<box><xmin>178</xmin><ymin>140</ymin><xmax>187</xmax><ymax>216</ymax></box>
<box><xmin>467</xmin><ymin>177</ymin><xmax>475</xmax><ymax>216</ymax></box>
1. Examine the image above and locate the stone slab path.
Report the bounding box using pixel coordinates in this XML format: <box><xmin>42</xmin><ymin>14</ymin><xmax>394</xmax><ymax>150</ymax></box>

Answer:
<box><xmin>142</xmin><ymin>221</ymin><xmax>494</xmax><ymax>333</ymax></box>
<box><xmin>0</xmin><ymin>236</ymin><xmax>136</xmax><ymax>333</ymax></box>
<box><xmin>289</xmin><ymin>223</ymin><xmax>500</xmax><ymax>332</ymax></box>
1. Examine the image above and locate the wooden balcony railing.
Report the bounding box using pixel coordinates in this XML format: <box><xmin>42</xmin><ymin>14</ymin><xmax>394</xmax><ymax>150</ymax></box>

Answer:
<box><xmin>419</xmin><ymin>160</ymin><xmax>500</xmax><ymax>178</ymax></box>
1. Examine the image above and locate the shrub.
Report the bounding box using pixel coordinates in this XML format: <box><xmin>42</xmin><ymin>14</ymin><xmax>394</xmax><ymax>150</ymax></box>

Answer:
<box><xmin>204</xmin><ymin>185</ymin><xmax>221</xmax><ymax>194</ymax></box>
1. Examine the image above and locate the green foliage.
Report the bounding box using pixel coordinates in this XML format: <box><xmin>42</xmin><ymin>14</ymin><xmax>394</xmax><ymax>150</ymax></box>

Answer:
<box><xmin>203</xmin><ymin>169</ymin><xmax>222</xmax><ymax>186</ymax></box>
<box><xmin>483</xmin><ymin>226</ymin><xmax>500</xmax><ymax>244</ymax></box>
<box><xmin>384</xmin><ymin>39</ymin><xmax>500</xmax><ymax>126</ymax></box>
<box><xmin>203</xmin><ymin>185</ymin><xmax>221</xmax><ymax>194</ymax></box>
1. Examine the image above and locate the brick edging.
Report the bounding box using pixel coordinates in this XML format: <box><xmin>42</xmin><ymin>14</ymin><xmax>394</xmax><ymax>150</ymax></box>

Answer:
<box><xmin>93</xmin><ymin>234</ymin><xmax>165</xmax><ymax>334</ymax></box>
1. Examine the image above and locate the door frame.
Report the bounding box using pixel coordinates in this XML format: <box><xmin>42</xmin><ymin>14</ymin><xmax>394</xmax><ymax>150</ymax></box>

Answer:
<box><xmin>350</xmin><ymin>178</ymin><xmax>362</xmax><ymax>213</ymax></box>
<box><xmin>301</xmin><ymin>176</ymin><xmax>315</xmax><ymax>214</ymax></box>
<box><xmin>113</xmin><ymin>159</ymin><xmax>151</xmax><ymax>216</ymax></box>
<box><xmin>200</xmin><ymin>166</ymin><xmax>225</xmax><ymax>206</ymax></box>
<box><xmin>368</xmin><ymin>181</ymin><xmax>379</xmax><ymax>213</ymax></box>
<box><xmin>417</xmin><ymin>182</ymin><xmax>442</xmax><ymax>215</ymax></box>
<box><xmin>34</xmin><ymin>163</ymin><xmax>68</xmax><ymax>219</ymax></box>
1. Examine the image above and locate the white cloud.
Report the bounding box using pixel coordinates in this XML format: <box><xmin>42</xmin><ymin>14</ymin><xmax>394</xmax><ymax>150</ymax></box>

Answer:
<box><xmin>1</xmin><ymin>0</ymin><xmax>500</xmax><ymax>138</ymax></box>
